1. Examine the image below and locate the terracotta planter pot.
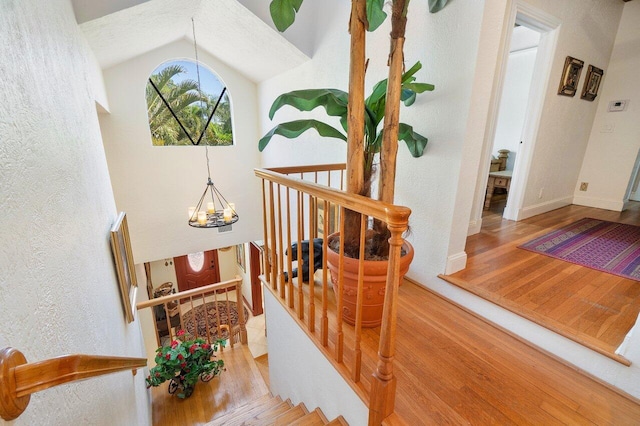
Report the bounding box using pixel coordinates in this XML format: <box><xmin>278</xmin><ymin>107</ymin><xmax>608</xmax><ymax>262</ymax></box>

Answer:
<box><xmin>326</xmin><ymin>233</ymin><xmax>414</xmax><ymax>328</ymax></box>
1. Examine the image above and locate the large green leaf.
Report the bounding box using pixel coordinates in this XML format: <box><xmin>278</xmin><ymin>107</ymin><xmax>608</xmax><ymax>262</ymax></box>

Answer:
<box><xmin>428</xmin><ymin>0</ymin><xmax>449</xmax><ymax>13</ymax></box>
<box><xmin>259</xmin><ymin>120</ymin><xmax>347</xmax><ymax>151</ymax></box>
<box><xmin>366</xmin><ymin>0</ymin><xmax>387</xmax><ymax>32</ymax></box>
<box><xmin>269</xmin><ymin>89</ymin><xmax>349</xmax><ymax>119</ymax></box>
<box><xmin>270</xmin><ymin>0</ymin><xmax>304</xmax><ymax>32</ymax></box>
<box><xmin>398</xmin><ymin>123</ymin><xmax>428</xmax><ymax>157</ymax></box>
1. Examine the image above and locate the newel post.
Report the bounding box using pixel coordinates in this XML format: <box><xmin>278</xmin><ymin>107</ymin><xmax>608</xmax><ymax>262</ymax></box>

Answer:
<box><xmin>368</xmin><ymin>222</ymin><xmax>406</xmax><ymax>425</ymax></box>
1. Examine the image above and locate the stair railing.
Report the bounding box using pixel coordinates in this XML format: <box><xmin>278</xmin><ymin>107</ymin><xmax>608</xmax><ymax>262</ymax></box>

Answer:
<box><xmin>0</xmin><ymin>347</ymin><xmax>146</xmax><ymax>420</ymax></box>
<box><xmin>136</xmin><ymin>276</ymin><xmax>248</xmax><ymax>348</ymax></box>
<box><xmin>255</xmin><ymin>164</ymin><xmax>410</xmax><ymax>425</ymax></box>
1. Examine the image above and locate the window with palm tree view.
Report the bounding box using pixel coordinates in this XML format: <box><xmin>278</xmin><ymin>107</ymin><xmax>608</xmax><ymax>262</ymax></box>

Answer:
<box><xmin>146</xmin><ymin>60</ymin><xmax>233</xmax><ymax>146</ymax></box>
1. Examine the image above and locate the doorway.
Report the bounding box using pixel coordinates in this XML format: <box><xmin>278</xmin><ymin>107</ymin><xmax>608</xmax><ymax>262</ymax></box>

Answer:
<box><xmin>483</xmin><ymin>25</ymin><xmax>540</xmax><ymax>219</ymax></box>
<box><xmin>470</xmin><ymin>4</ymin><xmax>561</xmax><ymax>233</ymax></box>
<box><xmin>174</xmin><ymin>249</ymin><xmax>221</xmax><ymax>293</ymax></box>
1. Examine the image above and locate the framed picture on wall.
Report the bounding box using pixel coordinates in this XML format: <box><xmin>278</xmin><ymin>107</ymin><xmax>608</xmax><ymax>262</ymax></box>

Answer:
<box><xmin>110</xmin><ymin>212</ymin><xmax>138</xmax><ymax>323</ymax></box>
<box><xmin>557</xmin><ymin>56</ymin><xmax>584</xmax><ymax>97</ymax></box>
<box><xmin>236</xmin><ymin>243</ymin><xmax>246</xmax><ymax>272</ymax></box>
<box><xmin>580</xmin><ymin>65</ymin><xmax>604</xmax><ymax>101</ymax></box>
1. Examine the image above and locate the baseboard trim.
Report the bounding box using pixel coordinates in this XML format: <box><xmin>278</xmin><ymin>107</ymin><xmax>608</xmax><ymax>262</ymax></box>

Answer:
<box><xmin>573</xmin><ymin>195</ymin><xmax>624</xmax><ymax>212</ymax></box>
<box><xmin>468</xmin><ymin>219</ymin><xmax>482</xmax><ymax>236</ymax></box>
<box><xmin>445</xmin><ymin>251</ymin><xmax>467</xmax><ymax>275</ymax></box>
<box><xmin>516</xmin><ymin>196</ymin><xmax>572</xmax><ymax>220</ymax></box>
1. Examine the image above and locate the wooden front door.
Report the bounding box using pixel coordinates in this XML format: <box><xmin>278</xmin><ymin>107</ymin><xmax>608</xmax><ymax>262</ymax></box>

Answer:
<box><xmin>174</xmin><ymin>250</ymin><xmax>221</xmax><ymax>294</ymax></box>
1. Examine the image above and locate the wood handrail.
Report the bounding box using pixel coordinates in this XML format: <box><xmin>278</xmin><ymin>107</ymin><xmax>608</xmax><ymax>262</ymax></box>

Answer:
<box><xmin>0</xmin><ymin>347</ymin><xmax>146</xmax><ymax>420</ymax></box>
<box><xmin>136</xmin><ymin>277</ymin><xmax>242</xmax><ymax>310</ymax></box>
<box><xmin>267</xmin><ymin>163</ymin><xmax>346</xmax><ymax>175</ymax></box>
<box><xmin>257</xmin><ymin>168</ymin><xmax>411</xmax><ymax>227</ymax></box>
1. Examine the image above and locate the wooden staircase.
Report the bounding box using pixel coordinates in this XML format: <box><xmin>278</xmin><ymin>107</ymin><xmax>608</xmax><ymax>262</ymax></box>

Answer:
<box><xmin>208</xmin><ymin>393</ymin><xmax>348</xmax><ymax>425</ymax></box>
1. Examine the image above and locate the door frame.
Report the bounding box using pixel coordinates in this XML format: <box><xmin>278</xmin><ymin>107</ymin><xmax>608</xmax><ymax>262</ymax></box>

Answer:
<box><xmin>471</xmin><ymin>1</ymin><xmax>561</xmax><ymax>228</ymax></box>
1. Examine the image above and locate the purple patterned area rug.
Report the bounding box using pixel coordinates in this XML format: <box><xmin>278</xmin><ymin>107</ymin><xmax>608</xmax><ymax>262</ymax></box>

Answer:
<box><xmin>519</xmin><ymin>218</ymin><xmax>640</xmax><ymax>282</ymax></box>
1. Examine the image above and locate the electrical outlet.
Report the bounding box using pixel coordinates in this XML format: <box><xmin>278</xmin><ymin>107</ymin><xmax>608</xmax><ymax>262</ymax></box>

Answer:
<box><xmin>580</xmin><ymin>182</ymin><xmax>588</xmax><ymax>191</ymax></box>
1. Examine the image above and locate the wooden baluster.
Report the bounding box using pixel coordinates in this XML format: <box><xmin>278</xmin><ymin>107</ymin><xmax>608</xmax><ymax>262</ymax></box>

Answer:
<box><xmin>189</xmin><ymin>296</ymin><xmax>196</xmax><ymax>339</ymax></box>
<box><xmin>308</xmin><ymin>194</ymin><xmax>316</xmax><ymax>332</ymax></box>
<box><xmin>214</xmin><ymin>294</ymin><xmax>223</xmax><ymax>346</ymax></box>
<box><xmin>321</xmin><ymin>199</ymin><xmax>329</xmax><ymax>346</ymax></box>
<box><xmin>353</xmin><ymin>214</ymin><xmax>366</xmax><ymax>383</ymax></box>
<box><xmin>163</xmin><ymin>302</ymin><xmax>172</xmax><ymax>345</ymax></box>
<box><xmin>297</xmin><ymin>190</ymin><xmax>304</xmax><ymax>321</ymax></box>
<box><xmin>202</xmin><ymin>292</ymin><xmax>211</xmax><ymax>345</ymax></box>
<box><xmin>261</xmin><ymin>179</ymin><xmax>271</xmax><ymax>284</ymax></box>
<box><xmin>235</xmin><ymin>277</ymin><xmax>248</xmax><ymax>344</ymax></box>
<box><xmin>286</xmin><ymin>188</ymin><xmax>294</xmax><ymax>308</ymax></box>
<box><xmin>369</xmin><ymin>223</ymin><xmax>406</xmax><ymax>425</ymax></box>
<box><xmin>277</xmin><ymin>183</ymin><xmax>286</xmax><ymax>299</ymax></box>
<box><xmin>269</xmin><ymin>182</ymin><xmax>278</xmax><ymax>290</ymax></box>
<box><xmin>336</xmin><ymin>206</ymin><xmax>345</xmax><ymax>363</ymax></box>
<box><xmin>224</xmin><ymin>291</ymin><xmax>233</xmax><ymax>348</ymax></box>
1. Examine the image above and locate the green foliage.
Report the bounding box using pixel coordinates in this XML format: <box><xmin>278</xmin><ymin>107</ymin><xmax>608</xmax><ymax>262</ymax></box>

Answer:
<box><xmin>259</xmin><ymin>62</ymin><xmax>433</xmax><ymax>164</ymax></box>
<box><xmin>269</xmin><ymin>0</ymin><xmax>449</xmax><ymax>33</ymax></box>
<box><xmin>269</xmin><ymin>0</ymin><xmax>303</xmax><ymax>32</ymax></box>
<box><xmin>146</xmin><ymin>64</ymin><xmax>233</xmax><ymax>146</ymax></box>
<box><xmin>145</xmin><ymin>330</ymin><xmax>225</xmax><ymax>399</ymax></box>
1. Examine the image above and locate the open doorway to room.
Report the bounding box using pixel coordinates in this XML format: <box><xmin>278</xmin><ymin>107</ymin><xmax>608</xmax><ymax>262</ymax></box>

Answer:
<box><xmin>482</xmin><ymin>24</ymin><xmax>540</xmax><ymax>221</ymax></box>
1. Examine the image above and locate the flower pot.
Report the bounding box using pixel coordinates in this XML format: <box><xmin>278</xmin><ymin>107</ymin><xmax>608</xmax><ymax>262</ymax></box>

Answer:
<box><xmin>326</xmin><ymin>233</ymin><xmax>414</xmax><ymax>328</ymax></box>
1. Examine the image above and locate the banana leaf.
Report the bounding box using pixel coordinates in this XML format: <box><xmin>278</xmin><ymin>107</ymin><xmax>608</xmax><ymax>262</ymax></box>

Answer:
<box><xmin>269</xmin><ymin>89</ymin><xmax>348</xmax><ymax>120</ymax></box>
<box><xmin>259</xmin><ymin>120</ymin><xmax>347</xmax><ymax>151</ymax></box>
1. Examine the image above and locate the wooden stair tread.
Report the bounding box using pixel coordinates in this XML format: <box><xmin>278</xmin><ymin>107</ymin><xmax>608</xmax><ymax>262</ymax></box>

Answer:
<box><xmin>326</xmin><ymin>416</ymin><xmax>349</xmax><ymax>425</ymax></box>
<box><xmin>208</xmin><ymin>395</ymin><xmax>281</xmax><ymax>425</ymax></box>
<box><xmin>225</xmin><ymin>400</ymin><xmax>293</xmax><ymax>426</ymax></box>
<box><xmin>287</xmin><ymin>408</ymin><xmax>327</xmax><ymax>426</ymax></box>
<box><xmin>274</xmin><ymin>403</ymin><xmax>309</xmax><ymax>425</ymax></box>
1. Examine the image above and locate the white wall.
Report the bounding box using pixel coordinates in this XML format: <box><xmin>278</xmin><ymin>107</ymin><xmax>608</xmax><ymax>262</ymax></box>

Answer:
<box><xmin>99</xmin><ymin>39</ymin><xmax>264</xmax><ymax>264</ymax></box>
<box><xmin>0</xmin><ymin>1</ymin><xmax>150</xmax><ymax>424</ymax></box>
<box><xmin>264</xmin><ymin>290</ymin><xmax>368</xmax><ymax>426</ymax></box>
<box><xmin>574</xmin><ymin>1</ymin><xmax>640</xmax><ymax>211</ymax></box>
<box><xmin>491</xmin><ymin>27</ymin><xmax>540</xmax><ymax>171</ymax></box>
<box><xmin>149</xmin><ymin>258</ymin><xmax>178</xmax><ymax>289</ymax></box>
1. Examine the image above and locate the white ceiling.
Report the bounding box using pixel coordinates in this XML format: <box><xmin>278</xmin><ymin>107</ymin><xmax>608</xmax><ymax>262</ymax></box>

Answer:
<box><xmin>76</xmin><ymin>0</ymin><xmax>309</xmax><ymax>82</ymax></box>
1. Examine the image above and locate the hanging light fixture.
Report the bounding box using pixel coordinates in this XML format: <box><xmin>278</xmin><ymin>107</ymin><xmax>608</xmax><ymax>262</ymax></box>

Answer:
<box><xmin>149</xmin><ymin>17</ymin><xmax>238</xmax><ymax>228</ymax></box>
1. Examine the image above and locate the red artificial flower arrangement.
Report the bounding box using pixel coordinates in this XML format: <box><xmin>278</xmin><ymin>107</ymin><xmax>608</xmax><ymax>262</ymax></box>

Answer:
<box><xmin>145</xmin><ymin>330</ymin><xmax>225</xmax><ymax>398</ymax></box>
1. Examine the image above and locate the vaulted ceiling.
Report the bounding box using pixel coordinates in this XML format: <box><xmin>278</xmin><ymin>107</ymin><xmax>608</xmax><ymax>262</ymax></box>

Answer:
<box><xmin>74</xmin><ymin>0</ymin><xmax>309</xmax><ymax>82</ymax></box>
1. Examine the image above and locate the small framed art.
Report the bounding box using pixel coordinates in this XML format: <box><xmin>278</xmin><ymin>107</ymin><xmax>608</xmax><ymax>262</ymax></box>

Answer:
<box><xmin>558</xmin><ymin>56</ymin><xmax>584</xmax><ymax>97</ymax></box>
<box><xmin>580</xmin><ymin>65</ymin><xmax>604</xmax><ymax>101</ymax></box>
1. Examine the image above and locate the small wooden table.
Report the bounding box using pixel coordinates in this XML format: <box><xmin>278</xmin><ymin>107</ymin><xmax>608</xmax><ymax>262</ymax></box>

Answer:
<box><xmin>484</xmin><ymin>170</ymin><xmax>512</xmax><ymax>210</ymax></box>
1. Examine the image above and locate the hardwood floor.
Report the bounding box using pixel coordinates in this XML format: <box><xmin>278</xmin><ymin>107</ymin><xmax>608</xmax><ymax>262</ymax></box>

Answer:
<box><xmin>151</xmin><ymin>277</ymin><xmax>640</xmax><ymax>425</ymax></box>
<box><xmin>442</xmin><ymin>202</ymin><xmax>640</xmax><ymax>364</ymax></box>
<box><xmin>151</xmin><ymin>345</ymin><xmax>269</xmax><ymax>425</ymax></box>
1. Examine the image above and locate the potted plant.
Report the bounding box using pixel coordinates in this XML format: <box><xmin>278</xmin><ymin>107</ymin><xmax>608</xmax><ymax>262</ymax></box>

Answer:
<box><xmin>263</xmin><ymin>0</ymin><xmax>449</xmax><ymax>326</ymax></box>
<box><xmin>145</xmin><ymin>330</ymin><xmax>225</xmax><ymax>398</ymax></box>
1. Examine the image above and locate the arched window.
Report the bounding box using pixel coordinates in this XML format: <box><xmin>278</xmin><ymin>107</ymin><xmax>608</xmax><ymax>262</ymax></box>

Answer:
<box><xmin>145</xmin><ymin>60</ymin><xmax>233</xmax><ymax>146</ymax></box>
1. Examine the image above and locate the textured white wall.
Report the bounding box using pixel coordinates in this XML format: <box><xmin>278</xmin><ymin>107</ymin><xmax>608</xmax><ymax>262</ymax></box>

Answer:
<box><xmin>264</xmin><ymin>290</ymin><xmax>368</xmax><ymax>426</ymax></box>
<box><xmin>0</xmin><ymin>0</ymin><xmax>151</xmax><ymax>424</ymax></box>
<box><xmin>99</xmin><ymin>39</ymin><xmax>263</xmax><ymax>264</ymax></box>
<box><xmin>519</xmin><ymin>0</ymin><xmax>623</xmax><ymax>211</ymax></box>
<box><xmin>258</xmin><ymin>0</ymin><xmax>485</xmax><ymax>280</ymax></box>
<box><xmin>575</xmin><ymin>2</ymin><xmax>640</xmax><ymax>210</ymax></box>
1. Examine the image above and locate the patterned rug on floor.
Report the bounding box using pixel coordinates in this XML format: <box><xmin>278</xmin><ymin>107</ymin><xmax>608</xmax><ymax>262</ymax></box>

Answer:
<box><xmin>519</xmin><ymin>217</ymin><xmax>640</xmax><ymax>282</ymax></box>
<box><xmin>181</xmin><ymin>301</ymin><xmax>249</xmax><ymax>341</ymax></box>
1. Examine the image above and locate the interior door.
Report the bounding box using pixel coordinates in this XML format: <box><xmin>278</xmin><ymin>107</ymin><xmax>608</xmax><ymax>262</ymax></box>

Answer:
<box><xmin>249</xmin><ymin>242</ymin><xmax>264</xmax><ymax>316</ymax></box>
<box><xmin>174</xmin><ymin>250</ymin><xmax>221</xmax><ymax>294</ymax></box>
